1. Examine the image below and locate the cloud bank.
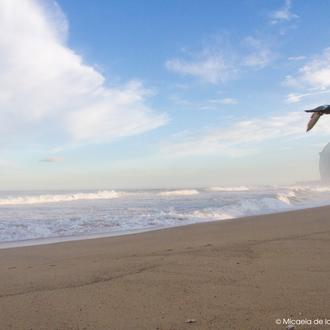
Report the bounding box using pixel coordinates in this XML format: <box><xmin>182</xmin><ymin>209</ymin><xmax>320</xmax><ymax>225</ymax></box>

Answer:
<box><xmin>162</xmin><ymin>112</ymin><xmax>313</xmax><ymax>158</ymax></box>
<box><xmin>0</xmin><ymin>0</ymin><xmax>167</xmax><ymax>147</ymax></box>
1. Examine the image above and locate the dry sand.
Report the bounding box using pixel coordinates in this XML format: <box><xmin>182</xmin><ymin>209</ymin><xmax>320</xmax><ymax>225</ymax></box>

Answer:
<box><xmin>0</xmin><ymin>206</ymin><xmax>330</xmax><ymax>330</ymax></box>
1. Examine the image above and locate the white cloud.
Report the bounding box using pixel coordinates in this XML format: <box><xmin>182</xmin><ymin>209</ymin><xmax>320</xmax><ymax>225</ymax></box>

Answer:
<box><xmin>40</xmin><ymin>156</ymin><xmax>64</xmax><ymax>163</ymax></box>
<box><xmin>292</xmin><ymin>48</ymin><xmax>330</xmax><ymax>90</ymax></box>
<box><xmin>270</xmin><ymin>0</ymin><xmax>298</xmax><ymax>24</ymax></box>
<box><xmin>286</xmin><ymin>90</ymin><xmax>330</xmax><ymax>104</ymax></box>
<box><xmin>287</xmin><ymin>93</ymin><xmax>304</xmax><ymax>103</ymax></box>
<box><xmin>209</xmin><ymin>98</ymin><xmax>238</xmax><ymax>105</ymax></box>
<box><xmin>166</xmin><ymin>37</ymin><xmax>274</xmax><ymax>84</ymax></box>
<box><xmin>285</xmin><ymin>47</ymin><xmax>330</xmax><ymax>103</ymax></box>
<box><xmin>170</xmin><ymin>95</ymin><xmax>238</xmax><ymax>111</ymax></box>
<box><xmin>162</xmin><ymin>112</ymin><xmax>310</xmax><ymax>157</ymax></box>
<box><xmin>0</xmin><ymin>0</ymin><xmax>167</xmax><ymax>146</ymax></box>
<box><xmin>243</xmin><ymin>37</ymin><xmax>275</xmax><ymax>69</ymax></box>
<box><xmin>166</xmin><ymin>53</ymin><xmax>236</xmax><ymax>84</ymax></box>
<box><xmin>288</xmin><ymin>56</ymin><xmax>306</xmax><ymax>61</ymax></box>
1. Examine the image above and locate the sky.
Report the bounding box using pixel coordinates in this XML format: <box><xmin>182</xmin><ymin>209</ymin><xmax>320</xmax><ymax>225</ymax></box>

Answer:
<box><xmin>2</xmin><ymin>0</ymin><xmax>330</xmax><ymax>190</ymax></box>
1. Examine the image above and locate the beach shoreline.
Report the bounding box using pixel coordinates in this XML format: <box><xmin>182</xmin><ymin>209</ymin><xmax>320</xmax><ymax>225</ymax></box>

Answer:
<box><xmin>1</xmin><ymin>205</ymin><xmax>330</xmax><ymax>329</ymax></box>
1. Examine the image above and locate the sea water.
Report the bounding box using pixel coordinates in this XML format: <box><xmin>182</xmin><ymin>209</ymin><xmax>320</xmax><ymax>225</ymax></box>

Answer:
<box><xmin>0</xmin><ymin>185</ymin><xmax>329</xmax><ymax>247</ymax></box>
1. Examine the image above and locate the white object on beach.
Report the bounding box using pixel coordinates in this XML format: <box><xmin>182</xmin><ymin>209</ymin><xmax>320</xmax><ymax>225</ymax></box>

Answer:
<box><xmin>185</xmin><ymin>319</ymin><xmax>196</xmax><ymax>324</ymax></box>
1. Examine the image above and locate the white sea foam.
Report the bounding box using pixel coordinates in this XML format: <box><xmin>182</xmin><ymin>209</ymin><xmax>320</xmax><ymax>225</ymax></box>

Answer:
<box><xmin>0</xmin><ymin>190</ymin><xmax>124</xmax><ymax>205</ymax></box>
<box><xmin>159</xmin><ymin>189</ymin><xmax>199</xmax><ymax>196</ymax></box>
<box><xmin>291</xmin><ymin>185</ymin><xmax>330</xmax><ymax>193</ymax></box>
<box><xmin>208</xmin><ymin>186</ymin><xmax>250</xmax><ymax>192</ymax></box>
<box><xmin>276</xmin><ymin>191</ymin><xmax>297</xmax><ymax>204</ymax></box>
<box><xmin>182</xmin><ymin>193</ymin><xmax>301</xmax><ymax>222</ymax></box>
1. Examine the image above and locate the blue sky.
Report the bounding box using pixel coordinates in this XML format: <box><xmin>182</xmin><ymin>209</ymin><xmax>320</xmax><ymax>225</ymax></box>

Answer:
<box><xmin>2</xmin><ymin>0</ymin><xmax>330</xmax><ymax>189</ymax></box>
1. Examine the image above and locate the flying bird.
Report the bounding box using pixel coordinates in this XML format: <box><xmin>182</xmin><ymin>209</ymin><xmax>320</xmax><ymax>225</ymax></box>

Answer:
<box><xmin>305</xmin><ymin>105</ymin><xmax>330</xmax><ymax>132</ymax></box>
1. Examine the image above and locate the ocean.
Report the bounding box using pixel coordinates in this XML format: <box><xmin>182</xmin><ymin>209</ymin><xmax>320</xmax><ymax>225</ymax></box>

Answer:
<box><xmin>0</xmin><ymin>185</ymin><xmax>330</xmax><ymax>247</ymax></box>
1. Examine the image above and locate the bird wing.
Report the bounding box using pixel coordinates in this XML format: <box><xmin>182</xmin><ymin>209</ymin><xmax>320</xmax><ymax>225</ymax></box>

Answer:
<box><xmin>307</xmin><ymin>112</ymin><xmax>322</xmax><ymax>132</ymax></box>
<box><xmin>305</xmin><ymin>105</ymin><xmax>329</xmax><ymax>113</ymax></box>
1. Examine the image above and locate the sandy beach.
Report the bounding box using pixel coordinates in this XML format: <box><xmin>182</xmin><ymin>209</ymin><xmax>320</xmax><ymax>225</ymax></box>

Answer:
<box><xmin>0</xmin><ymin>206</ymin><xmax>330</xmax><ymax>330</ymax></box>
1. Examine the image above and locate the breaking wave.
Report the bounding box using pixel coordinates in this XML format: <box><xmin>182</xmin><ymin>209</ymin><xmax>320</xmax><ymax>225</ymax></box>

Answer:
<box><xmin>289</xmin><ymin>185</ymin><xmax>330</xmax><ymax>193</ymax></box>
<box><xmin>186</xmin><ymin>194</ymin><xmax>296</xmax><ymax>221</ymax></box>
<box><xmin>0</xmin><ymin>190</ymin><xmax>124</xmax><ymax>206</ymax></box>
<box><xmin>208</xmin><ymin>186</ymin><xmax>250</xmax><ymax>192</ymax></box>
<box><xmin>159</xmin><ymin>189</ymin><xmax>199</xmax><ymax>196</ymax></box>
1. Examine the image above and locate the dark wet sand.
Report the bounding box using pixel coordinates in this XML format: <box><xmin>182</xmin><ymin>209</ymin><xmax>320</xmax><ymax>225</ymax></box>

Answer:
<box><xmin>0</xmin><ymin>206</ymin><xmax>330</xmax><ymax>330</ymax></box>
